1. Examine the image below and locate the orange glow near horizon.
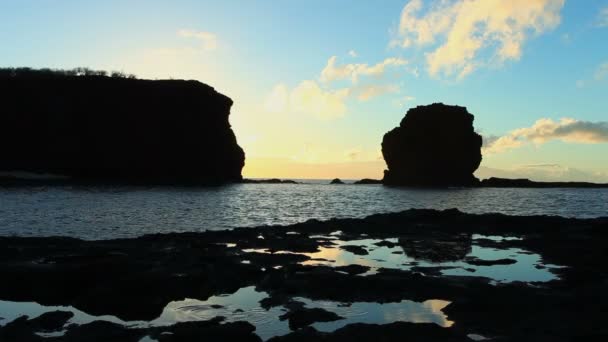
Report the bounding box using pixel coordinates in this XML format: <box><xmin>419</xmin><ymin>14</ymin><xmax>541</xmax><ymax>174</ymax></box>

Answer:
<box><xmin>242</xmin><ymin>157</ymin><xmax>386</xmax><ymax>180</ymax></box>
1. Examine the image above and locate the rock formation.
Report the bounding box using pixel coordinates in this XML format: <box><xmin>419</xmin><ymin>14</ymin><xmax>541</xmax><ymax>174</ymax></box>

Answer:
<box><xmin>353</xmin><ymin>178</ymin><xmax>382</xmax><ymax>185</ymax></box>
<box><xmin>381</xmin><ymin>103</ymin><xmax>482</xmax><ymax>186</ymax></box>
<box><xmin>330</xmin><ymin>178</ymin><xmax>344</xmax><ymax>184</ymax></box>
<box><xmin>0</xmin><ymin>68</ymin><xmax>245</xmax><ymax>184</ymax></box>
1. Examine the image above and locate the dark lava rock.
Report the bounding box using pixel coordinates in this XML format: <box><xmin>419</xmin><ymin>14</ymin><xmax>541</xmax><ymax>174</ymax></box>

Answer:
<box><xmin>340</xmin><ymin>245</ymin><xmax>368</xmax><ymax>255</ymax></box>
<box><xmin>0</xmin><ymin>316</ymin><xmax>262</xmax><ymax>342</ymax></box>
<box><xmin>0</xmin><ymin>311</ymin><xmax>74</xmax><ymax>342</ymax></box>
<box><xmin>0</xmin><ymin>316</ymin><xmax>43</xmax><ymax>342</ymax></box>
<box><xmin>335</xmin><ymin>264</ymin><xmax>370</xmax><ymax>275</ymax></box>
<box><xmin>0</xmin><ymin>68</ymin><xmax>244</xmax><ymax>185</ymax></box>
<box><xmin>381</xmin><ymin>103</ymin><xmax>482</xmax><ymax>186</ymax></box>
<box><xmin>330</xmin><ymin>178</ymin><xmax>344</xmax><ymax>184</ymax></box>
<box><xmin>399</xmin><ymin>233</ymin><xmax>472</xmax><ymax>262</ymax></box>
<box><xmin>28</xmin><ymin>311</ymin><xmax>74</xmax><ymax>332</ymax></box>
<box><xmin>374</xmin><ymin>240</ymin><xmax>397</xmax><ymax>248</ymax></box>
<box><xmin>151</xmin><ymin>320</ymin><xmax>261</xmax><ymax>342</ymax></box>
<box><xmin>242</xmin><ymin>179</ymin><xmax>300</xmax><ymax>184</ymax></box>
<box><xmin>465</xmin><ymin>257</ymin><xmax>517</xmax><ymax>266</ymax></box>
<box><xmin>268</xmin><ymin>322</ymin><xmax>465</xmax><ymax>341</ymax></box>
<box><xmin>62</xmin><ymin>321</ymin><xmax>145</xmax><ymax>342</ymax></box>
<box><xmin>280</xmin><ymin>307</ymin><xmax>342</xmax><ymax>330</ymax></box>
<box><xmin>353</xmin><ymin>178</ymin><xmax>382</xmax><ymax>184</ymax></box>
<box><xmin>481</xmin><ymin>177</ymin><xmax>608</xmax><ymax>188</ymax></box>
<box><xmin>2</xmin><ymin>209</ymin><xmax>608</xmax><ymax>340</ymax></box>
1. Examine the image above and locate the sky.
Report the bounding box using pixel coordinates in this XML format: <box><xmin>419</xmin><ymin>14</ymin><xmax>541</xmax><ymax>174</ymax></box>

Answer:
<box><xmin>1</xmin><ymin>0</ymin><xmax>607</xmax><ymax>181</ymax></box>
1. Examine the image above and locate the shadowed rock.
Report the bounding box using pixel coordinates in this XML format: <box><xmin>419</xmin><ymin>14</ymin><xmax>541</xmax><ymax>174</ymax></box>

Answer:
<box><xmin>353</xmin><ymin>178</ymin><xmax>382</xmax><ymax>185</ymax></box>
<box><xmin>242</xmin><ymin>179</ymin><xmax>300</xmax><ymax>184</ymax></box>
<box><xmin>330</xmin><ymin>178</ymin><xmax>344</xmax><ymax>184</ymax></box>
<box><xmin>399</xmin><ymin>232</ymin><xmax>472</xmax><ymax>263</ymax></box>
<box><xmin>480</xmin><ymin>177</ymin><xmax>608</xmax><ymax>188</ymax></box>
<box><xmin>381</xmin><ymin>103</ymin><xmax>482</xmax><ymax>187</ymax></box>
<box><xmin>0</xmin><ymin>68</ymin><xmax>244</xmax><ymax>185</ymax></box>
<box><xmin>280</xmin><ymin>307</ymin><xmax>342</xmax><ymax>330</ymax></box>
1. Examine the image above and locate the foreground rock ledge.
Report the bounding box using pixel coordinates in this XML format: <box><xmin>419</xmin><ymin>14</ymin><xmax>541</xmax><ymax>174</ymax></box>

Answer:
<box><xmin>1</xmin><ymin>209</ymin><xmax>607</xmax><ymax>341</ymax></box>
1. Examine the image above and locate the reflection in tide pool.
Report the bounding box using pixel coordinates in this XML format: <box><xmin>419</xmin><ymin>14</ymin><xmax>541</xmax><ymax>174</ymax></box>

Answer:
<box><xmin>152</xmin><ymin>287</ymin><xmax>290</xmax><ymax>340</ymax></box>
<box><xmin>0</xmin><ymin>287</ymin><xmax>454</xmax><ymax>341</ymax></box>
<box><xmin>0</xmin><ymin>300</ymin><xmax>139</xmax><ymax>328</ymax></box>
<box><xmin>297</xmin><ymin>234</ymin><xmax>561</xmax><ymax>283</ymax></box>
<box><xmin>295</xmin><ymin>297</ymin><xmax>453</xmax><ymax>331</ymax></box>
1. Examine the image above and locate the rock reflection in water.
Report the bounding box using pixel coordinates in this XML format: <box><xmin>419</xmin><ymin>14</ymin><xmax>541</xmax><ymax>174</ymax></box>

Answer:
<box><xmin>294</xmin><ymin>297</ymin><xmax>454</xmax><ymax>332</ymax></box>
<box><xmin>298</xmin><ymin>234</ymin><xmax>561</xmax><ymax>283</ymax></box>
<box><xmin>0</xmin><ymin>286</ymin><xmax>454</xmax><ymax>341</ymax></box>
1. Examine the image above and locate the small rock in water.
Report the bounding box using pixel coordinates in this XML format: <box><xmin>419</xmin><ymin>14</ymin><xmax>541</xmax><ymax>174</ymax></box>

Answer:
<box><xmin>280</xmin><ymin>307</ymin><xmax>343</xmax><ymax>330</ymax></box>
<box><xmin>465</xmin><ymin>257</ymin><xmax>517</xmax><ymax>266</ymax></box>
<box><xmin>341</xmin><ymin>245</ymin><xmax>368</xmax><ymax>255</ymax></box>
<box><xmin>335</xmin><ymin>264</ymin><xmax>370</xmax><ymax>275</ymax></box>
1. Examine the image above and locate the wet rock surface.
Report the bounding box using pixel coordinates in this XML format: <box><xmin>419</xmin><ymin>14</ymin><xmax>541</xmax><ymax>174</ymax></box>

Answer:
<box><xmin>280</xmin><ymin>307</ymin><xmax>342</xmax><ymax>330</ymax></box>
<box><xmin>1</xmin><ymin>209</ymin><xmax>607</xmax><ymax>340</ymax></box>
<box><xmin>0</xmin><ymin>315</ymin><xmax>261</xmax><ymax>342</ymax></box>
<box><xmin>381</xmin><ymin>103</ymin><xmax>483</xmax><ymax>187</ymax></box>
<box><xmin>339</xmin><ymin>245</ymin><xmax>368</xmax><ymax>255</ymax></box>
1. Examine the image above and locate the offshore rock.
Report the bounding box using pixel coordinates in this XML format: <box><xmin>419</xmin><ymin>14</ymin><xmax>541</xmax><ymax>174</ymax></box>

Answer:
<box><xmin>0</xmin><ymin>68</ymin><xmax>245</xmax><ymax>185</ymax></box>
<box><xmin>381</xmin><ymin>103</ymin><xmax>482</xmax><ymax>187</ymax></box>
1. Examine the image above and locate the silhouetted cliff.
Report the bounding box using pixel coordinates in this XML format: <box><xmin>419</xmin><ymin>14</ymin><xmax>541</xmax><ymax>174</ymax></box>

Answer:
<box><xmin>382</xmin><ymin>103</ymin><xmax>482</xmax><ymax>186</ymax></box>
<box><xmin>0</xmin><ymin>68</ymin><xmax>245</xmax><ymax>184</ymax></box>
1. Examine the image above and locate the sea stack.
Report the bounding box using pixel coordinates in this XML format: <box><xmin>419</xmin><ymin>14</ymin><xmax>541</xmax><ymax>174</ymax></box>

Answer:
<box><xmin>381</xmin><ymin>103</ymin><xmax>482</xmax><ymax>187</ymax></box>
<box><xmin>0</xmin><ymin>68</ymin><xmax>245</xmax><ymax>184</ymax></box>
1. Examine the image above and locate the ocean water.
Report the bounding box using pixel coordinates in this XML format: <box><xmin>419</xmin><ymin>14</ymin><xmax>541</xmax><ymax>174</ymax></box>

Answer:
<box><xmin>1</xmin><ymin>181</ymin><xmax>607</xmax><ymax>240</ymax></box>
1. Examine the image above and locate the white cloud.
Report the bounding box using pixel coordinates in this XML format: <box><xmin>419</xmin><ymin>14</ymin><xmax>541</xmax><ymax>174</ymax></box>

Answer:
<box><xmin>393</xmin><ymin>0</ymin><xmax>565</xmax><ymax>78</ymax></box>
<box><xmin>594</xmin><ymin>62</ymin><xmax>608</xmax><ymax>81</ymax></box>
<box><xmin>598</xmin><ymin>6</ymin><xmax>608</xmax><ymax>27</ymax></box>
<box><xmin>264</xmin><ymin>84</ymin><xmax>289</xmax><ymax>113</ymax></box>
<box><xmin>482</xmin><ymin>134</ymin><xmax>524</xmax><ymax>154</ymax></box>
<box><xmin>178</xmin><ymin>29</ymin><xmax>218</xmax><ymax>51</ymax></box>
<box><xmin>355</xmin><ymin>84</ymin><xmax>400</xmax><ymax>101</ymax></box>
<box><xmin>265</xmin><ymin>55</ymin><xmax>408</xmax><ymax>119</ymax></box>
<box><xmin>348</xmin><ymin>50</ymin><xmax>358</xmax><ymax>57</ymax></box>
<box><xmin>483</xmin><ymin>118</ymin><xmax>608</xmax><ymax>154</ymax></box>
<box><xmin>290</xmin><ymin>81</ymin><xmax>350</xmax><ymax>119</ymax></box>
<box><xmin>264</xmin><ymin>81</ymin><xmax>350</xmax><ymax>120</ymax></box>
<box><xmin>320</xmin><ymin>56</ymin><xmax>408</xmax><ymax>83</ymax></box>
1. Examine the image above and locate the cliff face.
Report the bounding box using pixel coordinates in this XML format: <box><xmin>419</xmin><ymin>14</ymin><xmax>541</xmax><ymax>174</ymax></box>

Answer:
<box><xmin>382</xmin><ymin>103</ymin><xmax>482</xmax><ymax>187</ymax></box>
<box><xmin>0</xmin><ymin>70</ymin><xmax>245</xmax><ymax>184</ymax></box>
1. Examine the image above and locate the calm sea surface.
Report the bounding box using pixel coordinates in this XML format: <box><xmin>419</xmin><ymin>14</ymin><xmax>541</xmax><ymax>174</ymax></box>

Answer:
<box><xmin>1</xmin><ymin>181</ymin><xmax>607</xmax><ymax>240</ymax></box>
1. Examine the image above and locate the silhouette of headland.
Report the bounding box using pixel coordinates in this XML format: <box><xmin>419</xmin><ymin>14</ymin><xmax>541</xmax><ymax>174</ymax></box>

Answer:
<box><xmin>0</xmin><ymin>68</ymin><xmax>244</xmax><ymax>185</ymax></box>
<box><xmin>382</xmin><ymin>103</ymin><xmax>482</xmax><ymax>187</ymax></box>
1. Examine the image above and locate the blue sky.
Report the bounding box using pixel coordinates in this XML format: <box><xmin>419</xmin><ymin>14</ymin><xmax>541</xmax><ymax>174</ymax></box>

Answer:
<box><xmin>1</xmin><ymin>0</ymin><xmax>607</xmax><ymax>180</ymax></box>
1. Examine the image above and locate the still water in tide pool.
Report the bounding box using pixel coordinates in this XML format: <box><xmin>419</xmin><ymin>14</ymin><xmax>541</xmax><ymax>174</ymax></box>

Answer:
<box><xmin>0</xmin><ymin>233</ymin><xmax>559</xmax><ymax>340</ymax></box>
<box><xmin>0</xmin><ymin>287</ymin><xmax>453</xmax><ymax>341</ymax></box>
<box><xmin>1</xmin><ymin>182</ymin><xmax>607</xmax><ymax>239</ymax></box>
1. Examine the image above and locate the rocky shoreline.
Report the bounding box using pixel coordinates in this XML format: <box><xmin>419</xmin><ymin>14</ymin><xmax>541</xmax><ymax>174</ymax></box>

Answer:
<box><xmin>1</xmin><ymin>209</ymin><xmax>607</xmax><ymax>341</ymax></box>
<box><xmin>2</xmin><ymin>176</ymin><xmax>608</xmax><ymax>188</ymax></box>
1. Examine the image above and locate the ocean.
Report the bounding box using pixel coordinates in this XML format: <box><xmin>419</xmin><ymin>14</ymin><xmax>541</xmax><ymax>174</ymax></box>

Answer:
<box><xmin>1</xmin><ymin>180</ymin><xmax>607</xmax><ymax>240</ymax></box>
